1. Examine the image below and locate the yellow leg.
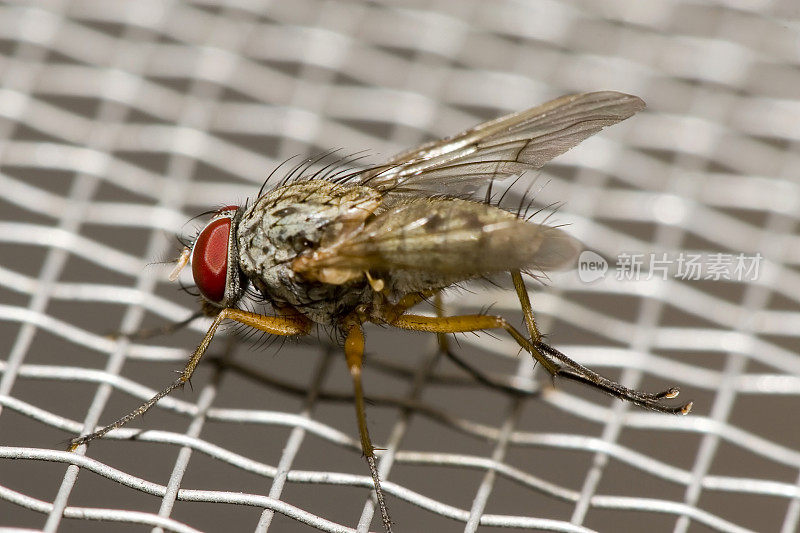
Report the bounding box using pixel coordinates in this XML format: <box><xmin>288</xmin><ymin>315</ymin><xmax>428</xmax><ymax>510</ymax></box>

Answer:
<box><xmin>343</xmin><ymin>320</ymin><xmax>393</xmax><ymax>533</ymax></box>
<box><xmin>509</xmin><ymin>271</ymin><xmax>691</xmax><ymax>413</ymax></box>
<box><xmin>432</xmin><ymin>292</ymin><xmax>449</xmax><ymax>353</ymax></box>
<box><xmin>344</xmin><ymin>323</ymin><xmax>373</xmax><ymax>456</ymax></box>
<box><xmin>389</xmin><ymin>310</ymin><xmax>691</xmax><ymax>414</ymax></box>
<box><xmin>511</xmin><ymin>270</ymin><xmax>541</xmax><ymax>342</ymax></box>
<box><xmin>390</xmin><ymin>313</ymin><xmax>560</xmax><ymax>374</ymax></box>
<box><xmin>69</xmin><ymin>309</ymin><xmax>311</xmax><ymax>450</ymax></box>
<box><xmin>432</xmin><ymin>292</ymin><xmax>531</xmax><ymax>395</ymax></box>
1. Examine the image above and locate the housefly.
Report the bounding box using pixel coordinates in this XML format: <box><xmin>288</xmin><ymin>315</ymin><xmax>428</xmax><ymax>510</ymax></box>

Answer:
<box><xmin>69</xmin><ymin>91</ymin><xmax>692</xmax><ymax>532</ymax></box>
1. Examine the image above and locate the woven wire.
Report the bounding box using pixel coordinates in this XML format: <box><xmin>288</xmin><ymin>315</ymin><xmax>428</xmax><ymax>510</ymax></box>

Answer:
<box><xmin>1</xmin><ymin>1</ymin><xmax>799</xmax><ymax>532</ymax></box>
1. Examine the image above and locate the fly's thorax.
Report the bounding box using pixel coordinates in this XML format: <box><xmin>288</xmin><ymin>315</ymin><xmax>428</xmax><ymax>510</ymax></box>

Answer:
<box><xmin>236</xmin><ymin>180</ymin><xmax>382</xmax><ymax>316</ymax></box>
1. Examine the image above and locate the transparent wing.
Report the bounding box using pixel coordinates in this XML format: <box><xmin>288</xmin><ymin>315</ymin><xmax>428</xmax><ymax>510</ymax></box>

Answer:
<box><xmin>292</xmin><ymin>198</ymin><xmax>582</xmax><ymax>283</ymax></box>
<box><xmin>359</xmin><ymin>91</ymin><xmax>644</xmax><ymax>198</ymax></box>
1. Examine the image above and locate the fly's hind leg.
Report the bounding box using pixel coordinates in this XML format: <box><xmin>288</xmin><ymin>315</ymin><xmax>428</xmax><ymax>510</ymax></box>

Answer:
<box><xmin>433</xmin><ymin>293</ymin><xmax>535</xmax><ymax>396</ymax></box>
<box><xmin>509</xmin><ymin>270</ymin><xmax>692</xmax><ymax>414</ymax></box>
<box><xmin>68</xmin><ymin>309</ymin><xmax>311</xmax><ymax>450</ymax></box>
<box><xmin>343</xmin><ymin>318</ymin><xmax>393</xmax><ymax>533</ymax></box>
<box><xmin>389</xmin><ymin>284</ymin><xmax>691</xmax><ymax>414</ymax></box>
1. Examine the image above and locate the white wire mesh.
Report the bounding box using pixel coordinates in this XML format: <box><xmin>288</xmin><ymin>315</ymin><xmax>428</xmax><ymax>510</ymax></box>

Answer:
<box><xmin>0</xmin><ymin>1</ymin><xmax>798</xmax><ymax>532</ymax></box>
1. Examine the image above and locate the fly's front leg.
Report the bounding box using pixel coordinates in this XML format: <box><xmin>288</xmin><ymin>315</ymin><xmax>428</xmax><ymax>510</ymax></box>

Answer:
<box><xmin>343</xmin><ymin>318</ymin><xmax>392</xmax><ymax>533</ymax></box>
<box><xmin>68</xmin><ymin>309</ymin><xmax>311</xmax><ymax>450</ymax></box>
<box><xmin>509</xmin><ymin>270</ymin><xmax>692</xmax><ymax>414</ymax></box>
<box><xmin>111</xmin><ymin>310</ymin><xmax>204</xmax><ymax>342</ymax></box>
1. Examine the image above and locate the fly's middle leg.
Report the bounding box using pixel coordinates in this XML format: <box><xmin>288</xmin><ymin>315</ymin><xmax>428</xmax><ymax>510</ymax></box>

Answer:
<box><xmin>343</xmin><ymin>319</ymin><xmax>393</xmax><ymax>533</ymax></box>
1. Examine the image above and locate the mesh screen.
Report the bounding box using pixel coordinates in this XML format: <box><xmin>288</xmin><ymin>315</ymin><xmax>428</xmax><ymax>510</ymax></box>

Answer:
<box><xmin>1</xmin><ymin>1</ymin><xmax>799</xmax><ymax>532</ymax></box>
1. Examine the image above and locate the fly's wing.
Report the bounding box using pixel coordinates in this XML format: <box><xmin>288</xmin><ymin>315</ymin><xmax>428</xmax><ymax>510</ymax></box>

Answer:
<box><xmin>358</xmin><ymin>91</ymin><xmax>644</xmax><ymax>198</ymax></box>
<box><xmin>292</xmin><ymin>198</ymin><xmax>581</xmax><ymax>284</ymax></box>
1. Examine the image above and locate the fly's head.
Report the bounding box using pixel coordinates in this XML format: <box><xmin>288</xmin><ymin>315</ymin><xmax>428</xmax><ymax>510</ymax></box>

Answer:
<box><xmin>172</xmin><ymin>206</ymin><xmax>247</xmax><ymax>310</ymax></box>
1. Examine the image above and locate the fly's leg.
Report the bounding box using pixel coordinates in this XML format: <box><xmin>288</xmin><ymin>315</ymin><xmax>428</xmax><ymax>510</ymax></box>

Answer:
<box><xmin>392</xmin><ymin>292</ymin><xmax>517</xmax><ymax>391</ymax></box>
<box><xmin>433</xmin><ymin>293</ymin><xmax>533</xmax><ymax>396</ymax></box>
<box><xmin>509</xmin><ymin>270</ymin><xmax>691</xmax><ymax>413</ymax></box>
<box><xmin>511</xmin><ymin>270</ymin><xmax>542</xmax><ymax>342</ymax></box>
<box><xmin>388</xmin><ymin>306</ymin><xmax>691</xmax><ymax>414</ymax></box>
<box><xmin>68</xmin><ymin>309</ymin><xmax>311</xmax><ymax>450</ymax></box>
<box><xmin>343</xmin><ymin>319</ymin><xmax>393</xmax><ymax>533</ymax></box>
<box><xmin>112</xmin><ymin>310</ymin><xmax>205</xmax><ymax>341</ymax></box>
<box><xmin>432</xmin><ymin>292</ymin><xmax>450</xmax><ymax>354</ymax></box>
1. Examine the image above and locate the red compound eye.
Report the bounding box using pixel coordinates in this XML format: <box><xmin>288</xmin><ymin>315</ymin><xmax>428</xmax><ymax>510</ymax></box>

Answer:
<box><xmin>192</xmin><ymin>217</ymin><xmax>232</xmax><ymax>303</ymax></box>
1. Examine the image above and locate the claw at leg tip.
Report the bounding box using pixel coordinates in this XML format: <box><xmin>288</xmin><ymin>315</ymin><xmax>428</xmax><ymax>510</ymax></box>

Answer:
<box><xmin>665</xmin><ymin>387</ymin><xmax>680</xmax><ymax>399</ymax></box>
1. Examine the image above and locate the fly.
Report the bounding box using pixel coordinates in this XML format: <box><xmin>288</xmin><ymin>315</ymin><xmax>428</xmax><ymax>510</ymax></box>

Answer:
<box><xmin>69</xmin><ymin>91</ymin><xmax>692</xmax><ymax>532</ymax></box>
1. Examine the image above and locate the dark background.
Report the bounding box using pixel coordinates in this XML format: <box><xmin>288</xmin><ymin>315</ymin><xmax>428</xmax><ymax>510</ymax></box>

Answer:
<box><xmin>1</xmin><ymin>1</ymin><xmax>799</xmax><ymax>532</ymax></box>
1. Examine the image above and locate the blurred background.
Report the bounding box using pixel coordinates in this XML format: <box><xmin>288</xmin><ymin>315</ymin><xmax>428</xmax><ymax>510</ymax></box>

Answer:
<box><xmin>0</xmin><ymin>1</ymin><xmax>798</xmax><ymax>532</ymax></box>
